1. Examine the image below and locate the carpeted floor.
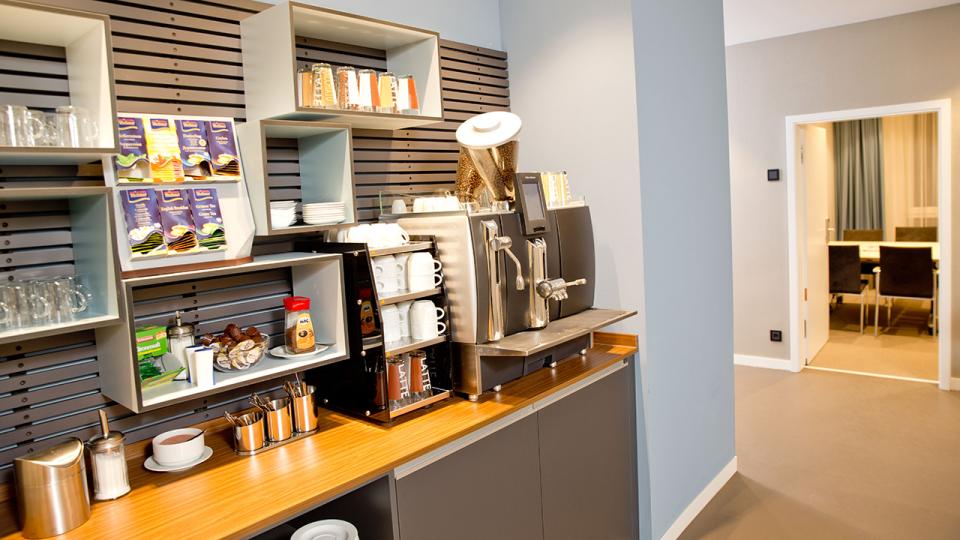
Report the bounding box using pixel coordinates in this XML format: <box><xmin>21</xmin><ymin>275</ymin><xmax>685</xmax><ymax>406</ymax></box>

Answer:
<box><xmin>809</xmin><ymin>299</ymin><xmax>937</xmax><ymax>381</ymax></box>
<box><xmin>681</xmin><ymin>366</ymin><xmax>960</xmax><ymax>539</ymax></box>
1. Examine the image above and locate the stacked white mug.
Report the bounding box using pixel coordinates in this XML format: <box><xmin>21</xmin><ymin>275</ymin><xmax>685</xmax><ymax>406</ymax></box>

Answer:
<box><xmin>410</xmin><ymin>300</ymin><xmax>446</xmax><ymax>340</ymax></box>
<box><xmin>373</xmin><ymin>255</ymin><xmax>403</xmax><ymax>295</ymax></box>
<box><xmin>406</xmin><ymin>252</ymin><xmax>442</xmax><ymax>292</ymax></box>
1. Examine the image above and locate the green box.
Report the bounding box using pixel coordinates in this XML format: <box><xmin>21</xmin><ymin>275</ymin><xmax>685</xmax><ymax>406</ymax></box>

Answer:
<box><xmin>135</xmin><ymin>325</ymin><xmax>168</xmax><ymax>361</ymax></box>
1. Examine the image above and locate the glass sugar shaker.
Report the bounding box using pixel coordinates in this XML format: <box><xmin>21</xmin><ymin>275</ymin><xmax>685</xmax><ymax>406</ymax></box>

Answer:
<box><xmin>86</xmin><ymin>410</ymin><xmax>130</xmax><ymax>500</ymax></box>
<box><xmin>167</xmin><ymin>310</ymin><xmax>195</xmax><ymax>381</ymax></box>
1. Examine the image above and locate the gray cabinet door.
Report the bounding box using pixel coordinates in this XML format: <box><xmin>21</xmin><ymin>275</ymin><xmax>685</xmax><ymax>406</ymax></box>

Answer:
<box><xmin>396</xmin><ymin>414</ymin><xmax>544</xmax><ymax>540</ymax></box>
<box><xmin>537</xmin><ymin>363</ymin><xmax>638</xmax><ymax>540</ymax></box>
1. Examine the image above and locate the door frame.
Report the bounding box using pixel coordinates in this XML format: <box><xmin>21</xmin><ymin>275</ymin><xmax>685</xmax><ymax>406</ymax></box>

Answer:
<box><xmin>784</xmin><ymin>99</ymin><xmax>952</xmax><ymax>389</ymax></box>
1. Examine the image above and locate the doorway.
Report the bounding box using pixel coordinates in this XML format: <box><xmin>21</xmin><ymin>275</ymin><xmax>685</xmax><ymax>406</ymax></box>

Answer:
<box><xmin>785</xmin><ymin>100</ymin><xmax>952</xmax><ymax>389</ymax></box>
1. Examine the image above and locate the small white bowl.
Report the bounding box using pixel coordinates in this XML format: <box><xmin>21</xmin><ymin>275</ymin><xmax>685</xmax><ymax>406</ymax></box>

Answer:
<box><xmin>151</xmin><ymin>428</ymin><xmax>205</xmax><ymax>466</ymax></box>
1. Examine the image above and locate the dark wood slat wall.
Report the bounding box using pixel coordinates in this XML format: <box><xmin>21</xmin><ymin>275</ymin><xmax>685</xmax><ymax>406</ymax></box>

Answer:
<box><xmin>0</xmin><ymin>0</ymin><xmax>509</xmax><ymax>481</ymax></box>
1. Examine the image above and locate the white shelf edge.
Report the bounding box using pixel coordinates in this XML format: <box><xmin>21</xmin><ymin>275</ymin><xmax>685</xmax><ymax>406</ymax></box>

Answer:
<box><xmin>384</xmin><ymin>334</ymin><xmax>447</xmax><ymax>356</ymax></box>
<box><xmin>0</xmin><ymin>314</ymin><xmax>120</xmax><ymax>345</ymax></box>
<box><xmin>141</xmin><ymin>347</ymin><xmax>348</xmax><ymax>409</ymax></box>
<box><xmin>122</xmin><ymin>252</ymin><xmax>342</xmax><ymax>286</ymax></box>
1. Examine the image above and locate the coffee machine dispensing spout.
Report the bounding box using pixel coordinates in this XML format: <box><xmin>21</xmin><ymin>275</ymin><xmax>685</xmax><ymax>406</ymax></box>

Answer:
<box><xmin>536</xmin><ymin>278</ymin><xmax>587</xmax><ymax>302</ymax></box>
<box><xmin>482</xmin><ymin>220</ymin><xmax>525</xmax><ymax>343</ymax></box>
<box><xmin>489</xmin><ymin>235</ymin><xmax>526</xmax><ymax>292</ymax></box>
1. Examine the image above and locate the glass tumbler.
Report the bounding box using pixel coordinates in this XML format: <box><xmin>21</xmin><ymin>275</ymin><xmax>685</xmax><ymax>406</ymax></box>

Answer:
<box><xmin>0</xmin><ymin>105</ymin><xmax>44</xmax><ymax>146</ymax></box>
<box><xmin>52</xmin><ymin>106</ymin><xmax>98</xmax><ymax>147</ymax></box>
<box><xmin>336</xmin><ymin>66</ymin><xmax>360</xmax><ymax>111</ymax></box>
<box><xmin>51</xmin><ymin>277</ymin><xmax>89</xmax><ymax>323</ymax></box>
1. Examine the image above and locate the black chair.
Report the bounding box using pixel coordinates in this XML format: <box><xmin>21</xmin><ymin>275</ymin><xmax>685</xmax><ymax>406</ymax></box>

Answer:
<box><xmin>895</xmin><ymin>227</ymin><xmax>937</xmax><ymax>242</ymax></box>
<box><xmin>829</xmin><ymin>245</ymin><xmax>868</xmax><ymax>333</ymax></box>
<box><xmin>843</xmin><ymin>229</ymin><xmax>883</xmax><ymax>241</ymax></box>
<box><xmin>874</xmin><ymin>246</ymin><xmax>937</xmax><ymax>336</ymax></box>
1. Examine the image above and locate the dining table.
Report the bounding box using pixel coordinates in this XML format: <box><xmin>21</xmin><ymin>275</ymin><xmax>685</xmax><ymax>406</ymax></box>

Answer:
<box><xmin>828</xmin><ymin>240</ymin><xmax>939</xmax><ymax>263</ymax></box>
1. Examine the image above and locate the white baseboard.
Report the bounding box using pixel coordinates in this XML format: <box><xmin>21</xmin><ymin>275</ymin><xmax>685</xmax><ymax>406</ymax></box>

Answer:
<box><xmin>660</xmin><ymin>456</ymin><xmax>738</xmax><ymax>540</ymax></box>
<box><xmin>734</xmin><ymin>354</ymin><xmax>791</xmax><ymax>370</ymax></box>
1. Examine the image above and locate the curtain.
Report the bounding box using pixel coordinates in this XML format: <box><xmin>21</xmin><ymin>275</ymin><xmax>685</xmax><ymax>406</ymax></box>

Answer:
<box><xmin>882</xmin><ymin>113</ymin><xmax>938</xmax><ymax>240</ymax></box>
<box><xmin>834</xmin><ymin>119</ymin><xmax>884</xmax><ymax>237</ymax></box>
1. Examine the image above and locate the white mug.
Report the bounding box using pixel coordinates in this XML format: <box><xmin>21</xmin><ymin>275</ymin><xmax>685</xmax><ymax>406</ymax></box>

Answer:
<box><xmin>397</xmin><ymin>301</ymin><xmax>413</xmax><ymax>338</ymax></box>
<box><xmin>346</xmin><ymin>224</ymin><xmax>371</xmax><ymax>243</ymax></box>
<box><xmin>407</xmin><ymin>253</ymin><xmax>443</xmax><ymax>292</ymax></box>
<box><xmin>408</xmin><ymin>273</ymin><xmax>442</xmax><ymax>292</ymax></box>
<box><xmin>376</xmin><ymin>275</ymin><xmax>400</xmax><ymax>294</ymax></box>
<box><xmin>368</xmin><ymin>223</ymin><xmax>409</xmax><ymax>248</ymax></box>
<box><xmin>373</xmin><ymin>255</ymin><xmax>402</xmax><ymax>277</ymax></box>
<box><xmin>381</xmin><ymin>305</ymin><xmax>405</xmax><ymax>344</ymax></box>
<box><xmin>391</xmin><ymin>199</ymin><xmax>408</xmax><ymax>214</ymax></box>
<box><xmin>410</xmin><ymin>300</ymin><xmax>446</xmax><ymax>340</ymax></box>
<box><xmin>395</xmin><ymin>253</ymin><xmax>410</xmax><ymax>290</ymax></box>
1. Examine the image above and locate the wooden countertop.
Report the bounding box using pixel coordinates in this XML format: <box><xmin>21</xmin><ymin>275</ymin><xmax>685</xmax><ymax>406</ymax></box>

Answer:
<box><xmin>0</xmin><ymin>333</ymin><xmax>637</xmax><ymax>540</ymax></box>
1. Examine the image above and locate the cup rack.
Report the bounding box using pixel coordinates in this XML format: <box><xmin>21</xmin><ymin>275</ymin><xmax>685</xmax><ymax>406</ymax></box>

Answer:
<box><xmin>295</xmin><ymin>235</ymin><xmax>453</xmax><ymax>422</ymax></box>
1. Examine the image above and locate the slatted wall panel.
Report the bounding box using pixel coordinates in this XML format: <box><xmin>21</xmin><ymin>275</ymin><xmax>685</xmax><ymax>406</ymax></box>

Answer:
<box><xmin>0</xmin><ymin>0</ymin><xmax>509</xmax><ymax>482</ymax></box>
<box><xmin>0</xmin><ymin>198</ymin><xmax>76</xmax><ymax>283</ymax></box>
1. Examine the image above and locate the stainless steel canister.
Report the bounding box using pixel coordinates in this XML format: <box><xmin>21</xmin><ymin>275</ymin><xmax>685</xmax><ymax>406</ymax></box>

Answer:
<box><xmin>263</xmin><ymin>397</ymin><xmax>293</xmax><ymax>442</ymax></box>
<box><xmin>14</xmin><ymin>438</ymin><xmax>91</xmax><ymax>539</ymax></box>
<box><xmin>232</xmin><ymin>411</ymin><xmax>265</xmax><ymax>453</ymax></box>
<box><xmin>291</xmin><ymin>385</ymin><xmax>318</xmax><ymax>433</ymax></box>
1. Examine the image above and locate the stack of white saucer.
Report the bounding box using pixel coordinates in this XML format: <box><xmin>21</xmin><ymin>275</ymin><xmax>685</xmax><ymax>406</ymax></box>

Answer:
<box><xmin>270</xmin><ymin>200</ymin><xmax>299</xmax><ymax>228</ymax></box>
<box><xmin>303</xmin><ymin>201</ymin><xmax>346</xmax><ymax>225</ymax></box>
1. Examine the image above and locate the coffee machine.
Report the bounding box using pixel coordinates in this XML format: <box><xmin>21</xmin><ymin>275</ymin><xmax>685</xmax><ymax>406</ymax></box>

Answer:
<box><xmin>397</xmin><ymin>112</ymin><xmax>618</xmax><ymax>400</ymax></box>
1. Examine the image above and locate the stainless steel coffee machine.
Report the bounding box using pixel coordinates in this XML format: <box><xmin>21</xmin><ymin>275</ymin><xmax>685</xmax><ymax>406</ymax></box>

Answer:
<box><xmin>398</xmin><ymin>112</ymin><xmax>631</xmax><ymax>400</ymax></box>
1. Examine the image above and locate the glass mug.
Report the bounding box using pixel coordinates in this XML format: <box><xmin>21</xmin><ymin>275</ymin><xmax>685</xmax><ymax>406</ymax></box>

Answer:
<box><xmin>51</xmin><ymin>106</ymin><xmax>98</xmax><ymax>148</ymax></box>
<box><xmin>0</xmin><ymin>283</ymin><xmax>50</xmax><ymax>329</ymax></box>
<box><xmin>0</xmin><ymin>105</ymin><xmax>45</xmax><ymax>147</ymax></box>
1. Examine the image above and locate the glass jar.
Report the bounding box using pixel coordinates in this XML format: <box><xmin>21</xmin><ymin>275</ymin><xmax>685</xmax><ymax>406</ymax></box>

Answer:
<box><xmin>86</xmin><ymin>431</ymin><xmax>130</xmax><ymax>500</ymax></box>
<box><xmin>166</xmin><ymin>310</ymin><xmax>194</xmax><ymax>381</ymax></box>
<box><xmin>284</xmin><ymin>296</ymin><xmax>315</xmax><ymax>354</ymax></box>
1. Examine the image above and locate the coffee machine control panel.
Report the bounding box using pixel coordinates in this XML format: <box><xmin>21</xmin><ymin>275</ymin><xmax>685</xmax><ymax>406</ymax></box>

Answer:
<box><xmin>514</xmin><ymin>172</ymin><xmax>550</xmax><ymax>237</ymax></box>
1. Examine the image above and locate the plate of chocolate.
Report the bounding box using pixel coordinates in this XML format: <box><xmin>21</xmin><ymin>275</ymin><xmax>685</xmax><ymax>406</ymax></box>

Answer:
<box><xmin>199</xmin><ymin>324</ymin><xmax>269</xmax><ymax>372</ymax></box>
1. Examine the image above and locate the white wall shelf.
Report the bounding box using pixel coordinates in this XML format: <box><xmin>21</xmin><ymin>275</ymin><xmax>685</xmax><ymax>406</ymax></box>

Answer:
<box><xmin>0</xmin><ymin>187</ymin><xmax>121</xmax><ymax>345</ymax></box>
<box><xmin>240</xmin><ymin>1</ymin><xmax>443</xmax><ymax>128</ymax></box>
<box><xmin>238</xmin><ymin>119</ymin><xmax>357</xmax><ymax>236</ymax></box>
<box><xmin>96</xmin><ymin>252</ymin><xmax>349</xmax><ymax>413</ymax></box>
<box><xmin>0</xmin><ymin>0</ymin><xmax>119</xmax><ymax>164</ymax></box>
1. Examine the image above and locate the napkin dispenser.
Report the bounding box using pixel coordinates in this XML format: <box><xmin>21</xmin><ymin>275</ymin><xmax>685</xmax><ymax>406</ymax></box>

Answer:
<box><xmin>14</xmin><ymin>438</ymin><xmax>91</xmax><ymax>538</ymax></box>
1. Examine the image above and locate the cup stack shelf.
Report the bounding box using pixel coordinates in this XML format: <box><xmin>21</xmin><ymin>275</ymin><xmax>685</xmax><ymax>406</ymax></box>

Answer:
<box><xmin>297</xmin><ymin>236</ymin><xmax>452</xmax><ymax>422</ymax></box>
<box><xmin>239</xmin><ymin>1</ymin><xmax>443</xmax><ymax>129</ymax></box>
<box><xmin>0</xmin><ymin>0</ymin><xmax>119</xmax><ymax>164</ymax></box>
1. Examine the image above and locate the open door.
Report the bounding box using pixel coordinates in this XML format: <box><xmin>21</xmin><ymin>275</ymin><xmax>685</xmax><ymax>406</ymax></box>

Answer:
<box><xmin>802</xmin><ymin>124</ymin><xmax>832</xmax><ymax>363</ymax></box>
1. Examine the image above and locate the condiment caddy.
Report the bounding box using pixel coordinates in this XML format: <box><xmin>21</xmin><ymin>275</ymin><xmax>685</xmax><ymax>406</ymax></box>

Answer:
<box><xmin>225</xmin><ymin>378</ymin><xmax>319</xmax><ymax>456</ymax></box>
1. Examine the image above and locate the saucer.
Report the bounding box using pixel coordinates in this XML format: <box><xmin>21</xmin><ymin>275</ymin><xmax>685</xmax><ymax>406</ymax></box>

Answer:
<box><xmin>268</xmin><ymin>343</ymin><xmax>331</xmax><ymax>359</ymax></box>
<box><xmin>291</xmin><ymin>519</ymin><xmax>358</xmax><ymax>540</ymax></box>
<box><xmin>144</xmin><ymin>446</ymin><xmax>213</xmax><ymax>472</ymax></box>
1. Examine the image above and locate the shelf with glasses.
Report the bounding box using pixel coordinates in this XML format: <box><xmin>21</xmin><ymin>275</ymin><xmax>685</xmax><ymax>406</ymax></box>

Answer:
<box><xmin>96</xmin><ymin>251</ymin><xmax>349</xmax><ymax>413</ymax></box>
<box><xmin>0</xmin><ymin>1</ymin><xmax>119</xmax><ymax>164</ymax></box>
<box><xmin>384</xmin><ymin>334</ymin><xmax>447</xmax><ymax>357</ymax></box>
<box><xmin>239</xmin><ymin>2</ymin><xmax>442</xmax><ymax>128</ymax></box>
<box><xmin>0</xmin><ymin>187</ymin><xmax>120</xmax><ymax>345</ymax></box>
<box><xmin>368</xmin><ymin>241</ymin><xmax>434</xmax><ymax>258</ymax></box>
<box><xmin>378</xmin><ymin>287</ymin><xmax>442</xmax><ymax>306</ymax></box>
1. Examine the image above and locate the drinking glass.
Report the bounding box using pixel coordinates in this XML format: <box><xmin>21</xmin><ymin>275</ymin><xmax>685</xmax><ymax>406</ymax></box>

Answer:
<box><xmin>0</xmin><ymin>105</ymin><xmax>45</xmax><ymax>147</ymax></box>
<box><xmin>50</xmin><ymin>276</ymin><xmax>89</xmax><ymax>323</ymax></box>
<box><xmin>0</xmin><ymin>282</ymin><xmax>51</xmax><ymax>328</ymax></box>
<box><xmin>52</xmin><ymin>106</ymin><xmax>99</xmax><ymax>147</ymax></box>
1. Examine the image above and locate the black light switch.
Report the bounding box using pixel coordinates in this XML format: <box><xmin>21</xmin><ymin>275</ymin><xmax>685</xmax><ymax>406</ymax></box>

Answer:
<box><xmin>767</xmin><ymin>169</ymin><xmax>780</xmax><ymax>181</ymax></box>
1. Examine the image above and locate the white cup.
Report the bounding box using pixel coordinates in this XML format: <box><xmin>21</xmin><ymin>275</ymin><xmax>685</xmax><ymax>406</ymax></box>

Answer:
<box><xmin>152</xmin><ymin>428</ymin><xmax>205</xmax><ymax>466</ymax></box>
<box><xmin>408</xmin><ymin>273</ymin><xmax>442</xmax><ymax>292</ymax></box>
<box><xmin>407</xmin><ymin>253</ymin><xmax>443</xmax><ymax>291</ymax></box>
<box><xmin>381</xmin><ymin>304</ymin><xmax>405</xmax><ymax>343</ymax></box>
<box><xmin>397</xmin><ymin>301</ymin><xmax>413</xmax><ymax>339</ymax></box>
<box><xmin>411</xmin><ymin>300</ymin><xmax>446</xmax><ymax>340</ymax></box>
<box><xmin>395</xmin><ymin>253</ymin><xmax>410</xmax><ymax>291</ymax></box>
<box><xmin>373</xmin><ymin>255</ymin><xmax>402</xmax><ymax>277</ymax></box>
<box><xmin>392</xmin><ymin>199</ymin><xmax>408</xmax><ymax>214</ymax></box>
<box><xmin>413</xmin><ymin>198</ymin><xmax>429</xmax><ymax>213</ymax></box>
<box><xmin>346</xmin><ymin>224</ymin><xmax>371</xmax><ymax>243</ymax></box>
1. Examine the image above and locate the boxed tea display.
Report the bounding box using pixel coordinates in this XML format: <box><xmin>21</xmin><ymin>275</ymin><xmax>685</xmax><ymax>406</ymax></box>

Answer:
<box><xmin>115</xmin><ymin>116</ymin><xmax>150</xmax><ymax>180</ymax></box>
<box><xmin>206</xmin><ymin>120</ymin><xmax>240</xmax><ymax>177</ymax></box>
<box><xmin>189</xmin><ymin>188</ymin><xmax>227</xmax><ymax>250</ymax></box>
<box><xmin>145</xmin><ymin>118</ymin><xmax>184</xmax><ymax>182</ymax></box>
<box><xmin>121</xmin><ymin>188</ymin><xmax>166</xmax><ymax>257</ymax></box>
<box><xmin>176</xmin><ymin>119</ymin><xmax>211</xmax><ymax>178</ymax></box>
<box><xmin>157</xmin><ymin>189</ymin><xmax>199</xmax><ymax>253</ymax></box>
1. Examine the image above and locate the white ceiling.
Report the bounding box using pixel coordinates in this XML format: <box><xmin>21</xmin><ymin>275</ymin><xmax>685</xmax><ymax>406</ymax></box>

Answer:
<box><xmin>723</xmin><ymin>0</ymin><xmax>960</xmax><ymax>45</ymax></box>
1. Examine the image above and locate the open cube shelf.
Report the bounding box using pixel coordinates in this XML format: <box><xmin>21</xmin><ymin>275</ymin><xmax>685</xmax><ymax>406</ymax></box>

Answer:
<box><xmin>240</xmin><ymin>1</ymin><xmax>443</xmax><ymax>128</ymax></box>
<box><xmin>0</xmin><ymin>0</ymin><xmax>118</xmax><ymax>164</ymax></box>
<box><xmin>96</xmin><ymin>252</ymin><xmax>349</xmax><ymax>413</ymax></box>
<box><xmin>0</xmin><ymin>187</ymin><xmax>120</xmax><ymax>344</ymax></box>
<box><xmin>238</xmin><ymin>119</ymin><xmax>357</xmax><ymax>236</ymax></box>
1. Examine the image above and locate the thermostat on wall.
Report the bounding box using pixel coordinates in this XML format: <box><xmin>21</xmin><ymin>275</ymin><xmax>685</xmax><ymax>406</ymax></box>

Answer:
<box><xmin>767</xmin><ymin>169</ymin><xmax>780</xmax><ymax>181</ymax></box>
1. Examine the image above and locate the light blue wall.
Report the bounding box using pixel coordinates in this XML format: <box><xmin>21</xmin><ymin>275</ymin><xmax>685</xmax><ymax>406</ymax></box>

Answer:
<box><xmin>260</xmin><ymin>0</ymin><xmax>502</xmax><ymax>49</ymax></box>
<box><xmin>500</xmin><ymin>0</ymin><xmax>734</xmax><ymax>538</ymax></box>
<box><xmin>631</xmin><ymin>0</ymin><xmax>734</xmax><ymax>537</ymax></box>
